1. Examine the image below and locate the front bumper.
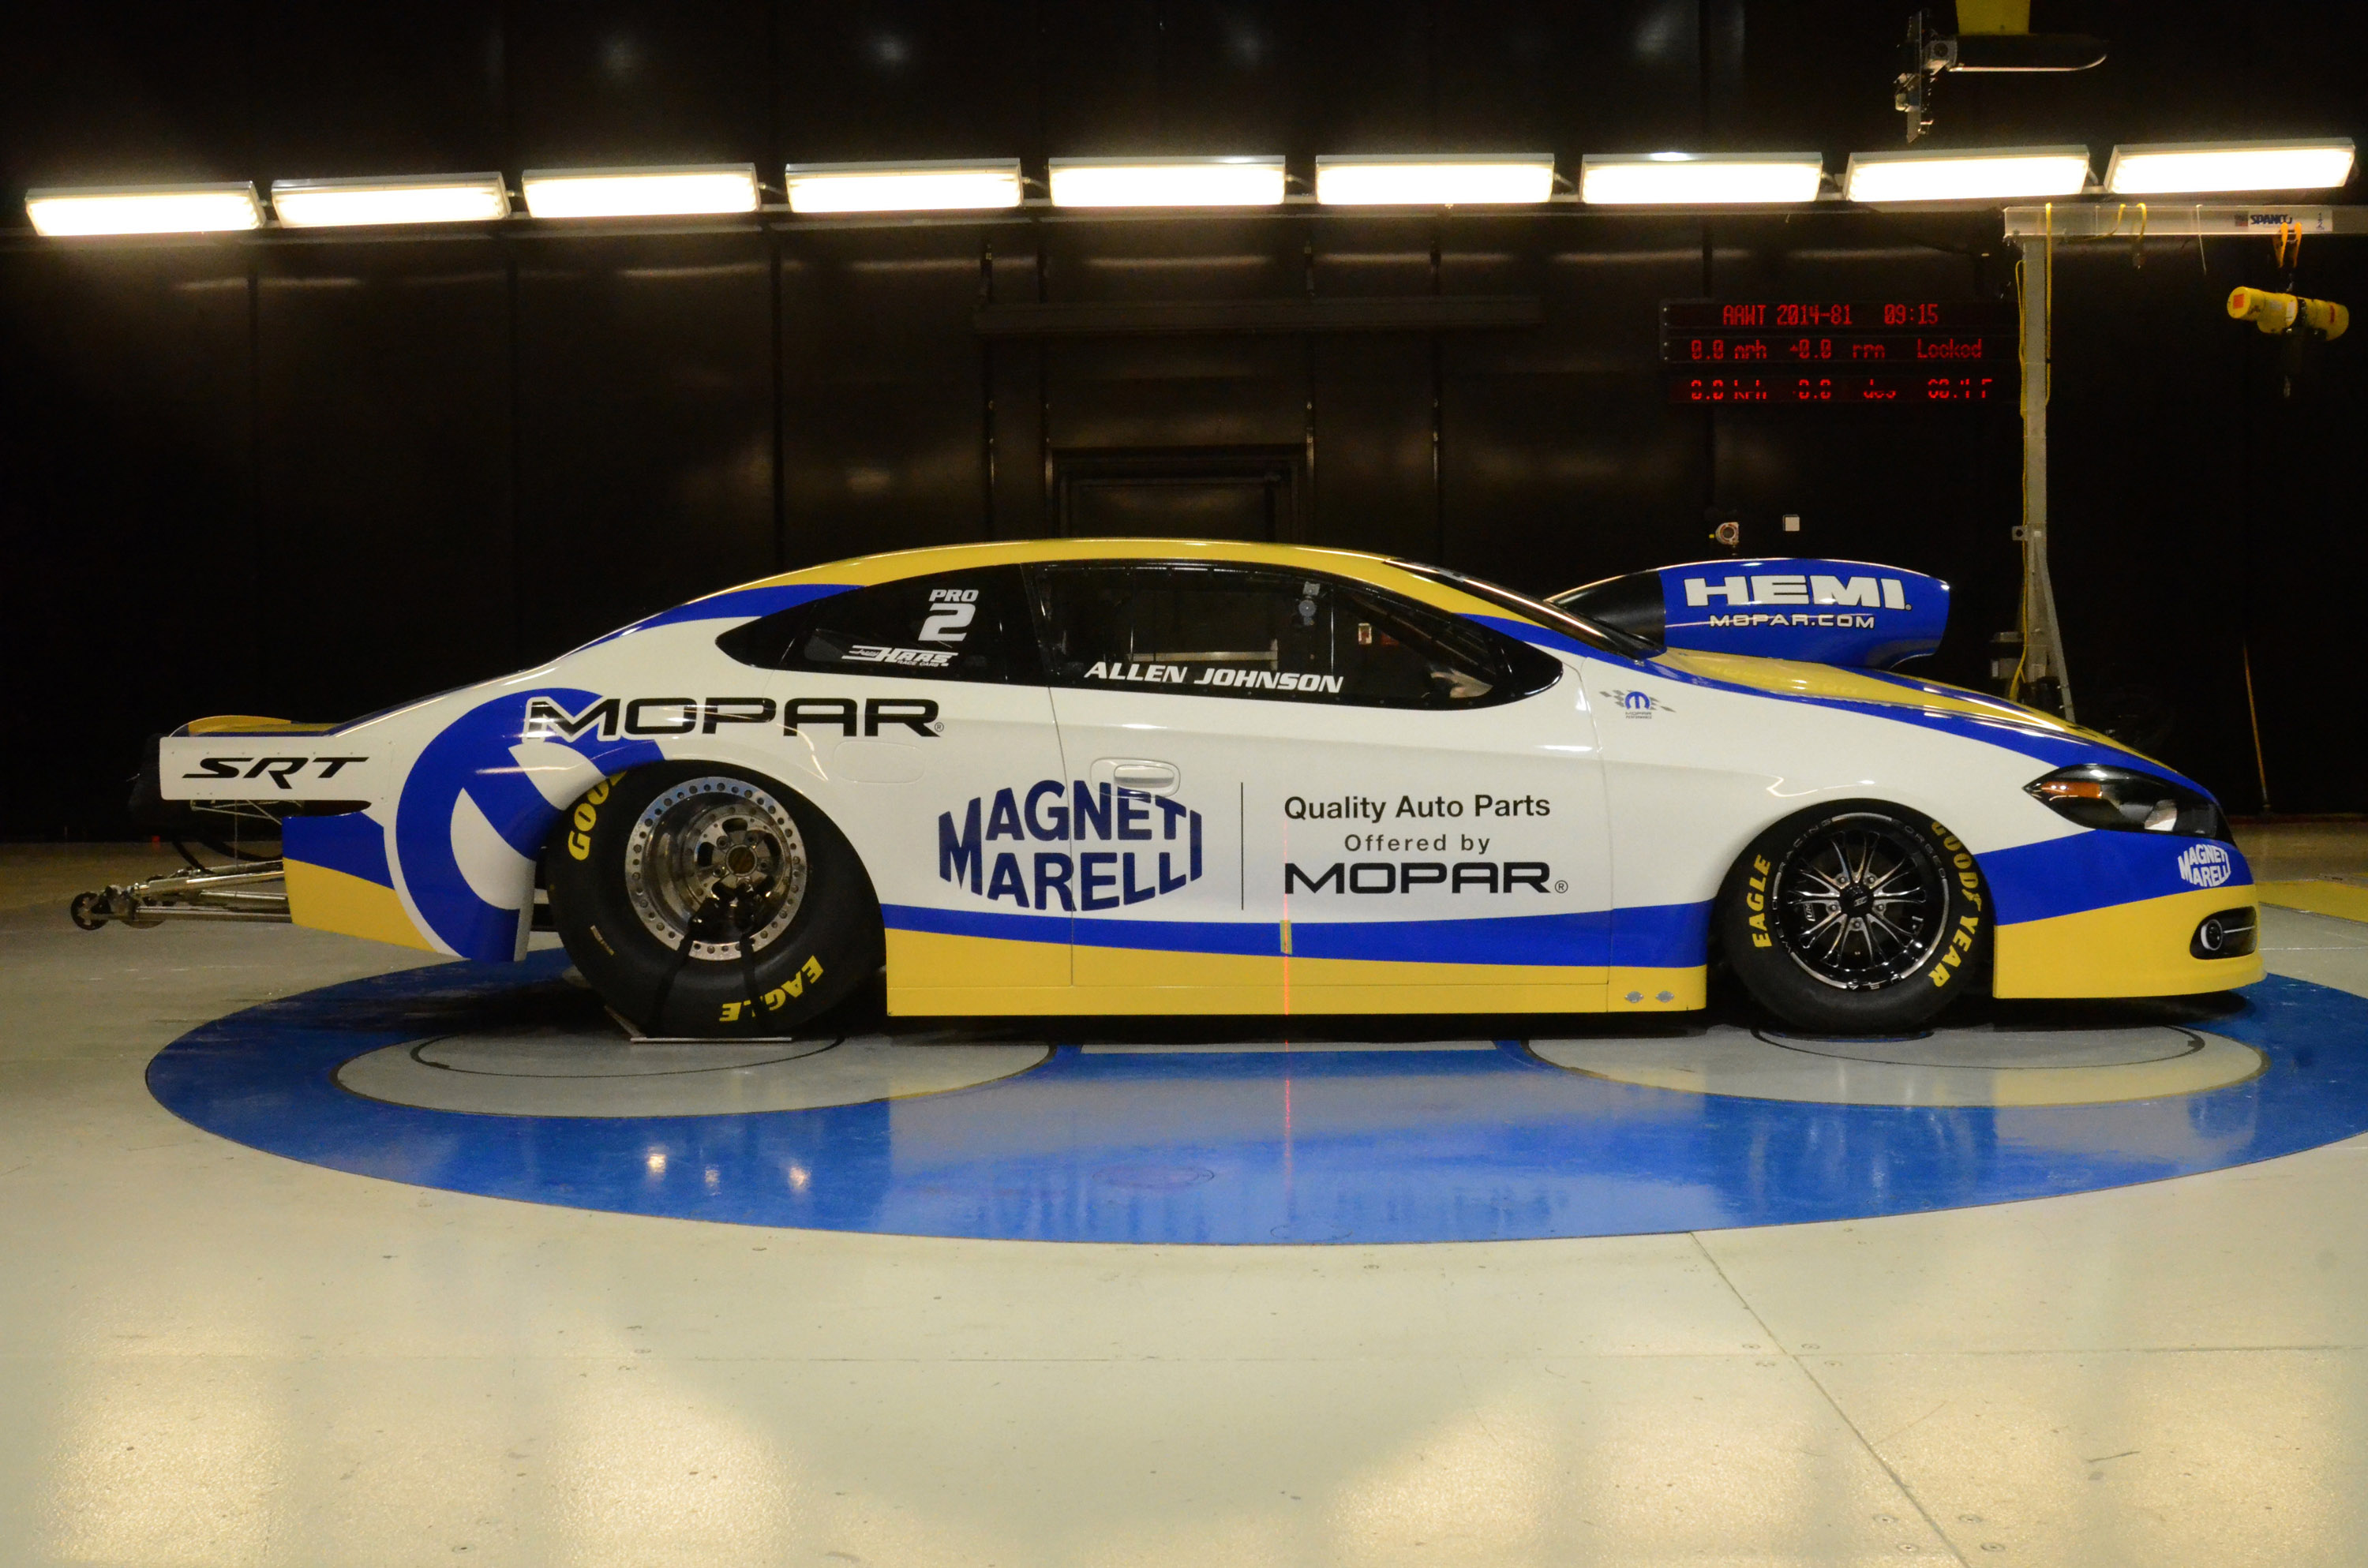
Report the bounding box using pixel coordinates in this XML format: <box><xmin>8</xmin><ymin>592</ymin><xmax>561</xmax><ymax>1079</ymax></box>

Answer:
<box><xmin>1991</xmin><ymin>885</ymin><xmax>2265</xmax><ymax>998</ymax></box>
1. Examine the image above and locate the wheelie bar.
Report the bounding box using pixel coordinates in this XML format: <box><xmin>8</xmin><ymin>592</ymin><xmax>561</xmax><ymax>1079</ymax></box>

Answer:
<box><xmin>69</xmin><ymin>860</ymin><xmax>292</xmax><ymax>930</ymax></box>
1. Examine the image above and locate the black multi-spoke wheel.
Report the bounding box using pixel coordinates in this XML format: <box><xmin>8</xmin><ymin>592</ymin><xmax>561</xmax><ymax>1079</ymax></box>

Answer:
<box><xmin>1771</xmin><ymin>814</ymin><xmax>1946</xmax><ymax>989</ymax></box>
<box><xmin>1718</xmin><ymin>803</ymin><xmax>1988</xmax><ymax>1033</ymax></box>
<box><xmin>546</xmin><ymin>765</ymin><xmax>882</xmax><ymax>1038</ymax></box>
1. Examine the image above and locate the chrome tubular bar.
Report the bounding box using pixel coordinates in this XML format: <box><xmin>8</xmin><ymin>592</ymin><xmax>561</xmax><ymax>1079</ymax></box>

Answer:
<box><xmin>70</xmin><ymin>859</ymin><xmax>292</xmax><ymax>930</ymax></box>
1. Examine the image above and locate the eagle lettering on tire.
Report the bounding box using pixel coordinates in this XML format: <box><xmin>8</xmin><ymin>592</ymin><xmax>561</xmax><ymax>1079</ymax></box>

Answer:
<box><xmin>1717</xmin><ymin>802</ymin><xmax>1988</xmax><ymax>1034</ymax></box>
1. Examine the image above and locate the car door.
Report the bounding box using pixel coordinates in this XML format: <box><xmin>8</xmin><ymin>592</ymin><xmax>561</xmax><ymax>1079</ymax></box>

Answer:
<box><xmin>1029</xmin><ymin>559</ymin><xmax>1613</xmax><ymax>1009</ymax></box>
<box><xmin>714</xmin><ymin>563</ymin><xmax>1071</xmax><ymax>1003</ymax></box>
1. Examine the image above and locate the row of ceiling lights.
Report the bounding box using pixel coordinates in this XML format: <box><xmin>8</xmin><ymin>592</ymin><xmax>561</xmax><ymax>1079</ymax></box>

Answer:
<box><xmin>24</xmin><ymin>138</ymin><xmax>2356</xmax><ymax>237</ymax></box>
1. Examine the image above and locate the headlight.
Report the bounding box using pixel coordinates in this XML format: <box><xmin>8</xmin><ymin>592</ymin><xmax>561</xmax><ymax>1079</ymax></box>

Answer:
<box><xmin>2025</xmin><ymin>765</ymin><xmax>2229</xmax><ymax>840</ymax></box>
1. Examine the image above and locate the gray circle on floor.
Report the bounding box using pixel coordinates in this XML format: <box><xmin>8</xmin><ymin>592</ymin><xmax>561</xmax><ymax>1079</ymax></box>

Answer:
<box><xmin>1530</xmin><ymin>1022</ymin><xmax>2262</xmax><ymax>1106</ymax></box>
<box><xmin>335</xmin><ymin>1031</ymin><xmax>1052</xmax><ymax>1117</ymax></box>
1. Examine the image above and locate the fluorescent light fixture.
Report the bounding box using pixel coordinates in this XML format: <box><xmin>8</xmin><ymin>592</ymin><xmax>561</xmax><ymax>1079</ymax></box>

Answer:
<box><xmin>25</xmin><ymin>181</ymin><xmax>262</xmax><ymax>237</ymax></box>
<box><xmin>1048</xmin><ymin>156</ymin><xmax>1284</xmax><ymax>208</ymax></box>
<box><xmin>1580</xmin><ymin>152</ymin><xmax>1824</xmax><ymax>205</ymax></box>
<box><xmin>523</xmin><ymin>163</ymin><xmax>759</xmax><ymax>219</ymax></box>
<box><xmin>1846</xmin><ymin>145</ymin><xmax>2090</xmax><ymax>203</ymax></box>
<box><xmin>1314</xmin><ymin>153</ymin><xmax>1555</xmax><ymax>206</ymax></box>
<box><xmin>785</xmin><ymin>159</ymin><xmax>1021</xmax><ymax>214</ymax></box>
<box><xmin>2104</xmin><ymin>137</ymin><xmax>2355</xmax><ymax>195</ymax></box>
<box><xmin>269</xmin><ymin>173</ymin><xmax>510</xmax><ymax>228</ymax></box>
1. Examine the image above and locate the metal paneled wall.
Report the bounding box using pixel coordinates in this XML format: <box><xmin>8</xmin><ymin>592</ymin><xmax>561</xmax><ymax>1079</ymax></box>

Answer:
<box><xmin>779</xmin><ymin>225</ymin><xmax>991</xmax><ymax>560</ymax></box>
<box><xmin>253</xmin><ymin>241</ymin><xmax>515</xmax><ymax>718</ymax></box>
<box><xmin>0</xmin><ymin>252</ymin><xmax>256</xmax><ymax>836</ymax></box>
<box><xmin>515</xmin><ymin>234</ymin><xmax>777</xmax><ymax>660</ymax></box>
<box><xmin>1440</xmin><ymin>214</ymin><xmax>1708</xmax><ymax>592</ymax></box>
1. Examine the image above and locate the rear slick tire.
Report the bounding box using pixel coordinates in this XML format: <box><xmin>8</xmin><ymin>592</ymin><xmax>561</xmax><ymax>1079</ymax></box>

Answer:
<box><xmin>545</xmin><ymin>764</ymin><xmax>882</xmax><ymax>1038</ymax></box>
<box><xmin>1716</xmin><ymin>801</ymin><xmax>1988</xmax><ymax>1035</ymax></box>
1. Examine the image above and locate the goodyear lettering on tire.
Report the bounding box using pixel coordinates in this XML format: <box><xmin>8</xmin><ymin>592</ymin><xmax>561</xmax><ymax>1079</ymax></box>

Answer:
<box><xmin>565</xmin><ymin>775</ymin><xmax>620</xmax><ymax>861</ymax></box>
<box><xmin>1746</xmin><ymin>854</ymin><xmax>1774</xmax><ymax>948</ymax></box>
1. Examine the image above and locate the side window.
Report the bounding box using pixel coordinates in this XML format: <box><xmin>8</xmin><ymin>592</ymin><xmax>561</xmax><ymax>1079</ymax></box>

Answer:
<box><xmin>717</xmin><ymin>566</ymin><xmax>1039</xmax><ymax>682</ymax></box>
<box><xmin>1029</xmin><ymin>563</ymin><xmax>1560</xmax><ymax>710</ymax></box>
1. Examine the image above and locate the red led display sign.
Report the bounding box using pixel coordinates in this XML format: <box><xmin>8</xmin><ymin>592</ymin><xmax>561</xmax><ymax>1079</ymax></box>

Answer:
<box><xmin>1662</xmin><ymin>301</ymin><xmax>2017</xmax><ymax>330</ymax></box>
<box><xmin>1662</xmin><ymin>301</ymin><xmax>2015</xmax><ymax>406</ymax></box>
<box><xmin>1668</xmin><ymin>371</ymin><xmax>2000</xmax><ymax>405</ymax></box>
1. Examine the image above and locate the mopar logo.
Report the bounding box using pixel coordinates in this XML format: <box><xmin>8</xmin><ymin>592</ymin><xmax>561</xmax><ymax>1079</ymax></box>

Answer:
<box><xmin>523</xmin><ymin>694</ymin><xmax>940</xmax><ymax>739</ymax></box>
<box><xmin>1681</xmin><ymin>573</ymin><xmax>1909</xmax><ymax>611</ymax></box>
<box><xmin>2178</xmin><ymin>842</ymin><xmax>2234</xmax><ymax>889</ymax></box>
<box><xmin>1599</xmin><ymin>689</ymin><xmax>1668</xmax><ymax>718</ymax></box>
<box><xmin>939</xmin><ymin>780</ymin><xmax>1204</xmax><ymax>911</ymax></box>
<box><xmin>1284</xmin><ymin>861</ymin><xmax>1554</xmax><ymax>895</ymax></box>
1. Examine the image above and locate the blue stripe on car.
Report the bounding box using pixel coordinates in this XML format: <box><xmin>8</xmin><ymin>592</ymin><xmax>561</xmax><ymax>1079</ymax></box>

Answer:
<box><xmin>281</xmin><ymin>811</ymin><xmax>392</xmax><ymax>887</ymax></box>
<box><xmin>1978</xmin><ymin>830</ymin><xmax>2254</xmax><ymax>925</ymax></box>
<box><xmin>881</xmin><ymin>901</ymin><xmax>1714</xmax><ymax>968</ymax></box>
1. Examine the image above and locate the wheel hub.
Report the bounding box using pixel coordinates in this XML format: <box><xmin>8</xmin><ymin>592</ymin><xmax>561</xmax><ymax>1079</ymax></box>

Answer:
<box><xmin>1769</xmin><ymin>814</ymin><xmax>1947</xmax><ymax>991</ymax></box>
<box><xmin>623</xmin><ymin>777</ymin><xmax>809</xmax><ymax>961</ymax></box>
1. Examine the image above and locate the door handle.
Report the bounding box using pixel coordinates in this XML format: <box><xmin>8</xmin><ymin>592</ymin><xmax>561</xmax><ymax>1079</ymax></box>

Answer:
<box><xmin>1092</xmin><ymin>758</ymin><xmax>1182</xmax><ymax>795</ymax></box>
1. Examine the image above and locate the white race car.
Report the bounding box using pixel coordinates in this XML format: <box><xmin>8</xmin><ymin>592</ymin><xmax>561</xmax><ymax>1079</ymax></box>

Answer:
<box><xmin>91</xmin><ymin>540</ymin><xmax>2261</xmax><ymax>1035</ymax></box>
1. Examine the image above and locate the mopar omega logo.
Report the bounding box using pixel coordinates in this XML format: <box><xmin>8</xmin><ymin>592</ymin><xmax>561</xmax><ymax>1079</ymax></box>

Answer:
<box><xmin>2178</xmin><ymin>842</ymin><xmax>2234</xmax><ymax>889</ymax></box>
<box><xmin>940</xmin><ymin>781</ymin><xmax>1204</xmax><ymax>911</ymax></box>
<box><xmin>1600</xmin><ymin>689</ymin><xmax>1669</xmax><ymax>717</ymax></box>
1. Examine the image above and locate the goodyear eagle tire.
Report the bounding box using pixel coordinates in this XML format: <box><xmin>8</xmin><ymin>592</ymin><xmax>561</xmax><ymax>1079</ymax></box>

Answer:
<box><xmin>1716</xmin><ymin>802</ymin><xmax>1988</xmax><ymax>1035</ymax></box>
<box><xmin>545</xmin><ymin>765</ymin><xmax>882</xmax><ymax>1038</ymax></box>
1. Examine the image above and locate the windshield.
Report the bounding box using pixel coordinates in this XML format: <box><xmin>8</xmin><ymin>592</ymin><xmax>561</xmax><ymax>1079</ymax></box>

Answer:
<box><xmin>1388</xmin><ymin>559</ymin><xmax>1662</xmax><ymax>661</ymax></box>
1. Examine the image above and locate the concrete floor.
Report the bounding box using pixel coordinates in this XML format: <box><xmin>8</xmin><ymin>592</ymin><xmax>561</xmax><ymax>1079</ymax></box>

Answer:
<box><xmin>3</xmin><ymin>835</ymin><xmax>2366</xmax><ymax>1566</ymax></box>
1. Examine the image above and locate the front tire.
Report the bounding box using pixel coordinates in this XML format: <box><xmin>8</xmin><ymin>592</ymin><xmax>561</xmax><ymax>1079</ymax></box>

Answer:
<box><xmin>546</xmin><ymin>765</ymin><xmax>882</xmax><ymax>1038</ymax></box>
<box><xmin>1716</xmin><ymin>802</ymin><xmax>1988</xmax><ymax>1034</ymax></box>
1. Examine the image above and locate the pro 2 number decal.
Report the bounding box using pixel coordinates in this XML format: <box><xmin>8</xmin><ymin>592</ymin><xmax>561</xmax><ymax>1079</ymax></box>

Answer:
<box><xmin>918</xmin><ymin>586</ymin><xmax>978</xmax><ymax>643</ymax></box>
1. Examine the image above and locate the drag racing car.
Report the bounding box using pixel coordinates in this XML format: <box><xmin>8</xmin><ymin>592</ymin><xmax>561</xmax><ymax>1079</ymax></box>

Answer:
<box><xmin>78</xmin><ymin>540</ymin><xmax>2262</xmax><ymax>1035</ymax></box>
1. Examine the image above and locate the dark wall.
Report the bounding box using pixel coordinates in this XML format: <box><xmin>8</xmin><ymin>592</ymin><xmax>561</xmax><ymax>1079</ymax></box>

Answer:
<box><xmin>2</xmin><ymin>1</ymin><xmax>2363</xmax><ymax>837</ymax></box>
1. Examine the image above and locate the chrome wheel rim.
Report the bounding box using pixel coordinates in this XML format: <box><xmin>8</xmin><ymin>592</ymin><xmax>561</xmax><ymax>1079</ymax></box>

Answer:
<box><xmin>623</xmin><ymin>777</ymin><xmax>808</xmax><ymax>961</ymax></box>
<box><xmin>1769</xmin><ymin>813</ymin><xmax>1947</xmax><ymax>990</ymax></box>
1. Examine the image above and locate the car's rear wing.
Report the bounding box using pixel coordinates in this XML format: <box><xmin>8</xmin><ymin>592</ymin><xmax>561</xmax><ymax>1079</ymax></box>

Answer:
<box><xmin>1551</xmin><ymin>558</ymin><xmax>1948</xmax><ymax>670</ymax></box>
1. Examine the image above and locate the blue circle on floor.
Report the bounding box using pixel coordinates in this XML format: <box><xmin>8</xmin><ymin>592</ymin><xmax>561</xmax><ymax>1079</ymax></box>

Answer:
<box><xmin>147</xmin><ymin>952</ymin><xmax>2368</xmax><ymax>1244</ymax></box>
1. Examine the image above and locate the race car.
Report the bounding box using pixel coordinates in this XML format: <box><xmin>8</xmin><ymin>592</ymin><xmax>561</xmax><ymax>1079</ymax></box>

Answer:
<box><xmin>81</xmin><ymin>539</ymin><xmax>2262</xmax><ymax>1036</ymax></box>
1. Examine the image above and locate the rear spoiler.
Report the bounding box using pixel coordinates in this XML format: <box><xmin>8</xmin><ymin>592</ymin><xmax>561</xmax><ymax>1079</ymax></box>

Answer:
<box><xmin>1551</xmin><ymin>558</ymin><xmax>1948</xmax><ymax>670</ymax></box>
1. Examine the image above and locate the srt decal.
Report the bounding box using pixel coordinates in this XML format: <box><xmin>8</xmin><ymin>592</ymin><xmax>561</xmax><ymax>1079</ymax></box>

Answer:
<box><xmin>182</xmin><ymin>755</ymin><xmax>366</xmax><ymax>788</ymax></box>
<box><xmin>940</xmin><ymin>781</ymin><xmax>1205</xmax><ymax>912</ymax></box>
<box><xmin>2178</xmin><ymin>842</ymin><xmax>2235</xmax><ymax>889</ymax></box>
<box><xmin>523</xmin><ymin>694</ymin><xmax>942</xmax><ymax>740</ymax></box>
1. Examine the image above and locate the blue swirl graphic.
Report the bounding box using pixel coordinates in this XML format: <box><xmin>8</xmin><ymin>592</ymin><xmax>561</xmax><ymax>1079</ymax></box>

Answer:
<box><xmin>393</xmin><ymin>687</ymin><xmax>662</xmax><ymax>958</ymax></box>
